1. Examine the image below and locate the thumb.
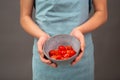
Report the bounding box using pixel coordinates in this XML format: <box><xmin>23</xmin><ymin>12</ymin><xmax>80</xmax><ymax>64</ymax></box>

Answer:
<box><xmin>37</xmin><ymin>37</ymin><xmax>45</xmax><ymax>54</ymax></box>
<box><xmin>79</xmin><ymin>35</ymin><xmax>85</xmax><ymax>52</ymax></box>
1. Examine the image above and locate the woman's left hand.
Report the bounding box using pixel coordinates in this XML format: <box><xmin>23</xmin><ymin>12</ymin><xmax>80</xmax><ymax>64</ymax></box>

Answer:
<box><xmin>70</xmin><ymin>27</ymin><xmax>85</xmax><ymax>66</ymax></box>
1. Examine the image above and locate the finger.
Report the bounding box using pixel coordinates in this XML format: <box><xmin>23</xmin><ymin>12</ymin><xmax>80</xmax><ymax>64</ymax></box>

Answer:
<box><xmin>37</xmin><ymin>38</ymin><xmax>45</xmax><ymax>53</ymax></box>
<box><xmin>39</xmin><ymin>53</ymin><xmax>57</xmax><ymax>68</ymax></box>
<box><xmin>40</xmin><ymin>55</ymin><xmax>57</xmax><ymax>68</ymax></box>
<box><xmin>39</xmin><ymin>54</ymin><xmax>51</xmax><ymax>64</ymax></box>
<box><xmin>71</xmin><ymin>51</ymin><xmax>84</xmax><ymax>66</ymax></box>
<box><xmin>47</xmin><ymin>62</ymin><xmax>57</xmax><ymax>68</ymax></box>
<box><xmin>80</xmin><ymin>39</ymin><xmax>85</xmax><ymax>51</ymax></box>
<box><xmin>78</xmin><ymin>33</ymin><xmax>85</xmax><ymax>47</ymax></box>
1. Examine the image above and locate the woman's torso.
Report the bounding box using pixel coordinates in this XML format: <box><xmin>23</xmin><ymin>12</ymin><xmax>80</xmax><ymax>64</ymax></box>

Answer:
<box><xmin>32</xmin><ymin>0</ymin><xmax>94</xmax><ymax>80</ymax></box>
<box><xmin>34</xmin><ymin>0</ymin><xmax>90</xmax><ymax>36</ymax></box>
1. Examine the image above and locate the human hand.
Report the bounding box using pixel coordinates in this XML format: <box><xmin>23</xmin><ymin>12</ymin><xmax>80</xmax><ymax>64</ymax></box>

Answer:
<box><xmin>70</xmin><ymin>27</ymin><xmax>85</xmax><ymax>66</ymax></box>
<box><xmin>37</xmin><ymin>33</ymin><xmax>57</xmax><ymax>68</ymax></box>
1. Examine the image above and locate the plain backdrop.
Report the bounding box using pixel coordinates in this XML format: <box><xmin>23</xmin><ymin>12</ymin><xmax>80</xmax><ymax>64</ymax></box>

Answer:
<box><xmin>0</xmin><ymin>0</ymin><xmax>120</xmax><ymax>80</ymax></box>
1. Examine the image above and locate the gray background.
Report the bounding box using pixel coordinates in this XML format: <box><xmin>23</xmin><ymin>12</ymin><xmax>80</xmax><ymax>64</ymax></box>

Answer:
<box><xmin>0</xmin><ymin>0</ymin><xmax>120</xmax><ymax>80</ymax></box>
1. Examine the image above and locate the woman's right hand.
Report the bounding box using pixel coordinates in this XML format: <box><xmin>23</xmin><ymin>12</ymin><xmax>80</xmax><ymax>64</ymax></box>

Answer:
<box><xmin>37</xmin><ymin>33</ymin><xmax>57</xmax><ymax>68</ymax></box>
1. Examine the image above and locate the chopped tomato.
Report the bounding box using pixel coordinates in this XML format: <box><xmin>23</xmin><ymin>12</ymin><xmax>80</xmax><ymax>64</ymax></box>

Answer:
<box><xmin>65</xmin><ymin>46</ymin><xmax>73</xmax><ymax>50</ymax></box>
<box><xmin>49</xmin><ymin>50</ymin><xmax>56</xmax><ymax>56</ymax></box>
<box><xmin>58</xmin><ymin>45</ymin><xmax>66</xmax><ymax>51</ymax></box>
<box><xmin>49</xmin><ymin>45</ymin><xmax>76</xmax><ymax>60</ymax></box>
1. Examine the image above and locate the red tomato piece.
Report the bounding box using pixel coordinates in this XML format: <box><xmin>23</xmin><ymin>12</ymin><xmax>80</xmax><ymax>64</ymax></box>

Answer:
<box><xmin>66</xmin><ymin>50</ymin><xmax>71</xmax><ymax>54</ymax></box>
<box><xmin>58</xmin><ymin>45</ymin><xmax>66</xmax><ymax>51</ymax></box>
<box><xmin>69</xmin><ymin>50</ymin><xmax>76</xmax><ymax>57</ymax></box>
<box><xmin>65</xmin><ymin>46</ymin><xmax>73</xmax><ymax>50</ymax></box>
<box><xmin>61</xmin><ymin>50</ymin><xmax>67</xmax><ymax>55</ymax></box>
<box><xmin>58</xmin><ymin>49</ymin><xmax>62</xmax><ymax>54</ymax></box>
<box><xmin>49</xmin><ymin>50</ymin><xmax>56</xmax><ymax>56</ymax></box>
<box><xmin>51</xmin><ymin>55</ymin><xmax>57</xmax><ymax>60</ymax></box>
<box><xmin>56</xmin><ymin>55</ymin><xmax>62</xmax><ymax>60</ymax></box>
<box><xmin>63</xmin><ymin>53</ymin><xmax>70</xmax><ymax>58</ymax></box>
<box><xmin>54</xmin><ymin>49</ymin><xmax>59</xmax><ymax>55</ymax></box>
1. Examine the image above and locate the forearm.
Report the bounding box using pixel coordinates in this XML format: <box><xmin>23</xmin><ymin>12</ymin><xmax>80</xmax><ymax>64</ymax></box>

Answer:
<box><xmin>20</xmin><ymin>16</ymin><xmax>45</xmax><ymax>39</ymax></box>
<box><xmin>78</xmin><ymin>10</ymin><xmax>107</xmax><ymax>34</ymax></box>
<box><xmin>20</xmin><ymin>0</ymin><xmax>46</xmax><ymax>39</ymax></box>
<box><xmin>78</xmin><ymin>0</ymin><xmax>108</xmax><ymax>34</ymax></box>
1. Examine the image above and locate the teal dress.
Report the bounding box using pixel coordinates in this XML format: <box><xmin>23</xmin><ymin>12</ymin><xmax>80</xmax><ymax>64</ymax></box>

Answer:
<box><xmin>33</xmin><ymin>0</ymin><xmax>94</xmax><ymax>80</ymax></box>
